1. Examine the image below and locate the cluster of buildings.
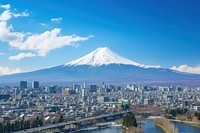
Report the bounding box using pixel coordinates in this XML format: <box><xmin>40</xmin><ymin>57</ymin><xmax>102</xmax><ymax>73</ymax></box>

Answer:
<box><xmin>0</xmin><ymin>81</ymin><xmax>200</xmax><ymax>124</ymax></box>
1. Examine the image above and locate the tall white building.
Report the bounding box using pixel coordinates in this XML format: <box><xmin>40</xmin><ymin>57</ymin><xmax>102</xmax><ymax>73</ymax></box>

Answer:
<box><xmin>83</xmin><ymin>83</ymin><xmax>87</xmax><ymax>88</ymax></box>
<box><xmin>82</xmin><ymin>88</ymin><xmax>89</xmax><ymax>101</ymax></box>
<box><xmin>32</xmin><ymin>81</ymin><xmax>39</xmax><ymax>89</ymax></box>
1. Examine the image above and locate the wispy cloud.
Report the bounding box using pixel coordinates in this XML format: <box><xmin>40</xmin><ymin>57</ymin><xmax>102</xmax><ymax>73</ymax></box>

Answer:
<box><xmin>0</xmin><ymin>66</ymin><xmax>21</xmax><ymax>75</ymax></box>
<box><xmin>143</xmin><ymin>65</ymin><xmax>161</xmax><ymax>68</ymax></box>
<box><xmin>51</xmin><ymin>17</ymin><xmax>62</xmax><ymax>23</ymax></box>
<box><xmin>39</xmin><ymin>23</ymin><xmax>49</xmax><ymax>27</ymax></box>
<box><xmin>171</xmin><ymin>65</ymin><xmax>200</xmax><ymax>74</ymax></box>
<box><xmin>88</xmin><ymin>34</ymin><xmax>94</xmax><ymax>38</ymax></box>
<box><xmin>13</xmin><ymin>11</ymin><xmax>29</xmax><ymax>17</ymax></box>
<box><xmin>9</xmin><ymin>52</ymin><xmax>36</xmax><ymax>60</ymax></box>
<box><xmin>0</xmin><ymin>52</ymin><xmax>5</xmax><ymax>55</ymax></box>
<box><xmin>0</xmin><ymin>4</ymin><xmax>11</xmax><ymax>10</ymax></box>
<box><xmin>0</xmin><ymin>6</ymin><xmax>29</xmax><ymax>22</ymax></box>
<box><xmin>0</xmin><ymin>5</ymin><xmax>91</xmax><ymax>60</ymax></box>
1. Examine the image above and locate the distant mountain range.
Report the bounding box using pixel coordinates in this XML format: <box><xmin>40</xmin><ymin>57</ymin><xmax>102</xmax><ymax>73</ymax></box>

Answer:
<box><xmin>1</xmin><ymin>47</ymin><xmax>200</xmax><ymax>85</ymax></box>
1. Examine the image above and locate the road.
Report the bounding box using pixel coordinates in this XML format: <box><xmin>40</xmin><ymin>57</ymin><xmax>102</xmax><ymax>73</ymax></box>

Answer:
<box><xmin>14</xmin><ymin>111</ymin><xmax>130</xmax><ymax>133</ymax></box>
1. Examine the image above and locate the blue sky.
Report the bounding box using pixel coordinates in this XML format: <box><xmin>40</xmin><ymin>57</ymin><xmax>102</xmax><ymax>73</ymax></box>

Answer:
<box><xmin>0</xmin><ymin>0</ymin><xmax>200</xmax><ymax>75</ymax></box>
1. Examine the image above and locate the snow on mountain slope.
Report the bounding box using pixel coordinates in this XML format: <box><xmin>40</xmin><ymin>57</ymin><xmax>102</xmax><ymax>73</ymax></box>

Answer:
<box><xmin>1</xmin><ymin>47</ymin><xmax>200</xmax><ymax>85</ymax></box>
<box><xmin>66</xmin><ymin>47</ymin><xmax>147</xmax><ymax>67</ymax></box>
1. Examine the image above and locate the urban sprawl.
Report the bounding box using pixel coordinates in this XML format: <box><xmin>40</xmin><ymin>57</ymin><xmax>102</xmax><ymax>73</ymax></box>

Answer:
<box><xmin>0</xmin><ymin>81</ymin><xmax>200</xmax><ymax>132</ymax></box>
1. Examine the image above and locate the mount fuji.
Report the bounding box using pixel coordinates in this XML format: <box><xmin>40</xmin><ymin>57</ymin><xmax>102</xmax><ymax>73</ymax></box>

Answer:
<box><xmin>65</xmin><ymin>47</ymin><xmax>142</xmax><ymax>67</ymax></box>
<box><xmin>1</xmin><ymin>47</ymin><xmax>200</xmax><ymax>85</ymax></box>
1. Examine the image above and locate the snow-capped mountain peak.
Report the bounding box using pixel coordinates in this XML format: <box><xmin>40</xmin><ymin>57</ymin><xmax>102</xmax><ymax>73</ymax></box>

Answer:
<box><xmin>65</xmin><ymin>47</ymin><xmax>142</xmax><ymax>67</ymax></box>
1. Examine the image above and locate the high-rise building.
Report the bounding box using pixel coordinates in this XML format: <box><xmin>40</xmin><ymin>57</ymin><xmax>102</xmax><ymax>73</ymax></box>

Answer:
<box><xmin>90</xmin><ymin>85</ymin><xmax>97</xmax><ymax>92</ymax></box>
<box><xmin>20</xmin><ymin>81</ymin><xmax>27</xmax><ymax>90</ymax></box>
<box><xmin>83</xmin><ymin>83</ymin><xmax>87</xmax><ymax>88</ymax></box>
<box><xmin>102</xmin><ymin>82</ymin><xmax>105</xmax><ymax>89</ymax></box>
<box><xmin>82</xmin><ymin>88</ymin><xmax>89</xmax><ymax>101</ymax></box>
<box><xmin>97</xmin><ymin>96</ymin><xmax>109</xmax><ymax>104</ymax></box>
<box><xmin>49</xmin><ymin>85</ymin><xmax>58</xmax><ymax>93</ymax></box>
<box><xmin>14</xmin><ymin>88</ymin><xmax>19</xmax><ymax>95</ymax></box>
<box><xmin>32</xmin><ymin>81</ymin><xmax>39</xmax><ymax>89</ymax></box>
<box><xmin>73</xmin><ymin>84</ymin><xmax>81</xmax><ymax>90</ymax></box>
<box><xmin>144</xmin><ymin>98</ymin><xmax>149</xmax><ymax>105</ymax></box>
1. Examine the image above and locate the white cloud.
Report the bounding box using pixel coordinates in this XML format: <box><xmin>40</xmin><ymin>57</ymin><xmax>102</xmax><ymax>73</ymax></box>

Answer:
<box><xmin>0</xmin><ymin>4</ymin><xmax>11</xmax><ymax>10</ymax></box>
<box><xmin>51</xmin><ymin>17</ymin><xmax>62</xmax><ymax>23</ymax></box>
<box><xmin>9</xmin><ymin>52</ymin><xmax>36</xmax><ymax>60</ymax></box>
<box><xmin>0</xmin><ymin>22</ymin><xmax>90</xmax><ymax>57</ymax></box>
<box><xmin>15</xmin><ymin>28</ymin><xmax>89</xmax><ymax>56</ymax></box>
<box><xmin>88</xmin><ymin>34</ymin><xmax>94</xmax><ymax>38</ymax></box>
<box><xmin>0</xmin><ymin>21</ymin><xmax>25</xmax><ymax>44</ymax></box>
<box><xmin>0</xmin><ymin>9</ymin><xmax>29</xmax><ymax>22</ymax></box>
<box><xmin>39</xmin><ymin>23</ymin><xmax>48</xmax><ymax>27</ymax></box>
<box><xmin>143</xmin><ymin>65</ymin><xmax>161</xmax><ymax>68</ymax></box>
<box><xmin>0</xmin><ymin>52</ymin><xmax>5</xmax><ymax>55</ymax></box>
<box><xmin>0</xmin><ymin>7</ymin><xmax>27</xmax><ymax>45</ymax></box>
<box><xmin>13</xmin><ymin>11</ymin><xmax>29</xmax><ymax>17</ymax></box>
<box><xmin>0</xmin><ymin>10</ymin><xmax>12</xmax><ymax>21</ymax></box>
<box><xmin>0</xmin><ymin>6</ymin><xmax>90</xmax><ymax>60</ymax></box>
<box><xmin>0</xmin><ymin>66</ymin><xmax>21</xmax><ymax>75</ymax></box>
<box><xmin>171</xmin><ymin>65</ymin><xmax>200</xmax><ymax>74</ymax></box>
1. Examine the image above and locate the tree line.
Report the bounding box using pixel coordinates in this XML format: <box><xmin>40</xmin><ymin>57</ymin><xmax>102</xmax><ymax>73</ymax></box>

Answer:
<box><xmin>0</xmin><ymin>116</ymin><xmax>43</xmax><ymax>133</ymax></box>
<box><xmin>166</xmin><ymin>108</ymin><xmax>188</xmax><ymax>116</ymax></box>
<box><xmin>195</xmin><ymin>112</ymin><xmax>200</xmax><ymax>120</ymax></box>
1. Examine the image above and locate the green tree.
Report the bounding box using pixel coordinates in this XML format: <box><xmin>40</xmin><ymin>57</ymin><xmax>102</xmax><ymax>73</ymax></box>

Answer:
<box><xmin>14</xmin><ymin>120</ymin><xmax>20</xmax><ymax>131</ymax></box>
<box><xmin>59</xmin><ymin>115</ymin><xmax>64</xmax><ymax>123</ymax></box>
<box><xmin>31</xmin><ymin>118</ymin><xmax>37</xmax><ymax>128</ymax></box>
<box><xmin>11</xmin><ymin>123</ymin><xmax>14</xmax><ymax>132</ymax></box>
<box><xmin>6</xmin><ymin>122</ymin><xmax>11</xmax><ymax>133</ymax></box>
<box><xmin>38</xmin><ymin>118</ymin><xmax>43</xmax><ymax>126</ymax></box>
<box><xmin>0</xmin><ymin>123</ymin><xmax>3</xmax><ymax>133</ymax></box>
<box><xmin>123</xmin><ymin>113</ymin><xmax>137</xmax><ymax>128</ymax></box>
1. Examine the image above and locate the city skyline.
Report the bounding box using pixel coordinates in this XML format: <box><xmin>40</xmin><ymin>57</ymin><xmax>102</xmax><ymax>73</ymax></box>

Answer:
<box><xmin>0</xmin><ymin>0</ymin><xmax>200</xmax><ymax>75</ymax></box>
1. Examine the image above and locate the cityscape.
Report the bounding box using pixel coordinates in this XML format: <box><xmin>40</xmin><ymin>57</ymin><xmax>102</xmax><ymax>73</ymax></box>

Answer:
<box><xmin>0</xmin><ymin>81</ymin><xmax>200</xmax><ymax>132</ymax></box>
<box><xmin>1</xmin><ymin>0</ymin><xmax>200</xmax><ymax>133</ymax></box>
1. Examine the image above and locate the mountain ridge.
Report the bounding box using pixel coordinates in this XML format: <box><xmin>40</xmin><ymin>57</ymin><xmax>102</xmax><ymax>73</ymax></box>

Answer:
<box><xmin>65</xmin><ymin>47</ymin><xmax>142</xmax><ymax>67</ymax></box>
<box><xmin>0</xmin><ymin>47</ymin><xmax>200</xmax><ymax>85</ymax></box>
<box><xmin>65</xmin><ymin>47</ymin><xmax>160</xmax><ymax>68</ymax></box>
